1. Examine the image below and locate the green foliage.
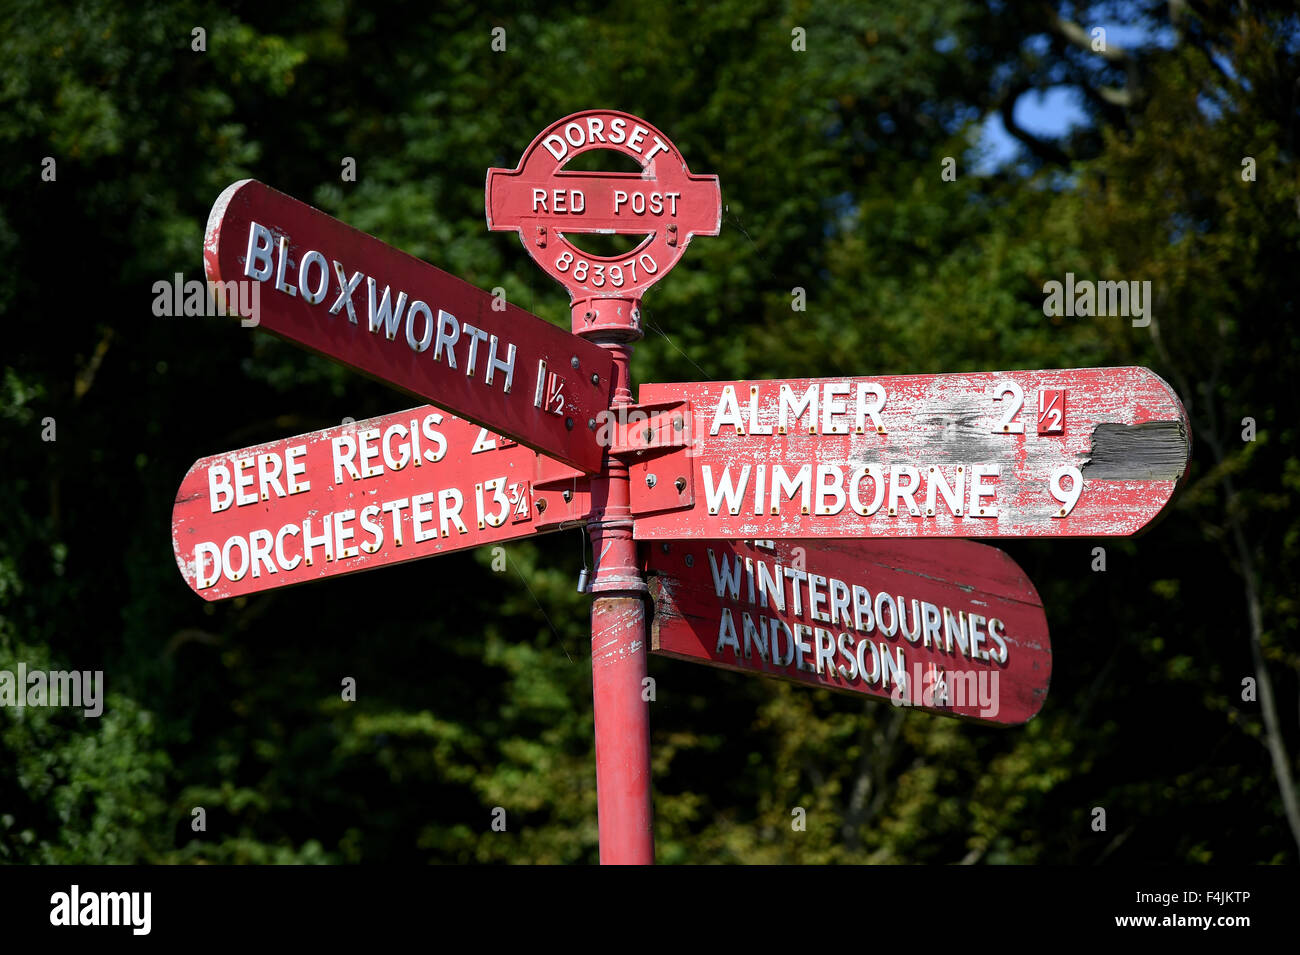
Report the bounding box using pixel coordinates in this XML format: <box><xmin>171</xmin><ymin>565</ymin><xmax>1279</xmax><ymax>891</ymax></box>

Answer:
<box><xmin>0</xmin><ymin>623</ymin><xmax>170</xmax><ymax>863</ymax></box>
<box><xmin>0</xmin><ymin>0</ymin><xmax>1296</xmax><ymax>863</ymax></box>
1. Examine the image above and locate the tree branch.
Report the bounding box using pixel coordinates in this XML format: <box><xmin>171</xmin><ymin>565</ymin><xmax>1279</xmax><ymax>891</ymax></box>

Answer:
<box><xmin>1158</xmin><ymin>321</ymin><xmax>1300</xmax><ymax>853</ymax></box>
<box><xmin>1040</xmin><ymin>2</ymin><xmax>1144</xmax><ymax>114</ymax></box>
<box><xmin>1229</xmin><ymin>498</ymin><xmax>1300</xmax><ymax>852</ymax></box>
<box><xmin>1043</xmin><ymin>4</ymin><xmax>1134</xmax><ymax>66</ymax></box>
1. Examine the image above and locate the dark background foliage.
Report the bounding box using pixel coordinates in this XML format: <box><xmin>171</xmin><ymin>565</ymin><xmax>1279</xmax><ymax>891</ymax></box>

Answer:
<box><xmin>1</xmin><ymin>0</ymin><xmax>1297</xmax><ymax>863</ymax></box>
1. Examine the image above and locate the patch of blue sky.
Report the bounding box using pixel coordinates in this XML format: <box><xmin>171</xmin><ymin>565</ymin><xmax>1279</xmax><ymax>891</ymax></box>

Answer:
<box><xmin>971</xmin><ymin>13</ymin><xmax>1175</xmax><ymax>175</ymax></box>
<box><xmin>972</xmin><ymin>86</ymin><xmax>1088</xmax><ymax>176</ymax></box>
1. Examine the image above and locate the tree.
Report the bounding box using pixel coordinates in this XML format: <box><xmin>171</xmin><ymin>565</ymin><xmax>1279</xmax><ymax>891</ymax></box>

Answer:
<box><xmin>0</xmin><ymin>0</ymin><xmax>1295</xmax><ymax>864</ymax></box>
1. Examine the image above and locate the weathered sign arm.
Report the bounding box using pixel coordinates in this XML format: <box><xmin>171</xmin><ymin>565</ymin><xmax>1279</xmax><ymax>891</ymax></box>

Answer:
<box><xmin>645</xmin><ymin>538</ymin><xmax>1051</xmax><ymax>725</ymax></box>
<box><xmin>632</xmin><ymin>367</ymin><xmax>1191</xmax><ymax>541</ymax></box>
<box><xmin>205</xmin><ymin>179</ymin><xmax>614</xmax><ymax>473</ymax></box>
<box><xmin>172</xmin><ymin>409</ymin><xmax>553</xmax><ymax>601</ymax></box>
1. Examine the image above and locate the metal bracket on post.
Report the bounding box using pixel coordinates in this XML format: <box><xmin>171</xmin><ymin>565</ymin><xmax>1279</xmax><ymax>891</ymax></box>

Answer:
<box><xmin>573</xmin><ymin>297</ymin><xmax>642</xmax><ymax>341</ymax></box>
<box><xmin>608</xmin><ymin>399</ymin><xmax>695</xmax><ymax>519</ymax></box>
<box><xmin>532</xmin><ymin>456</ymin><xmax>594</xmax><ymax>531</ymax></box>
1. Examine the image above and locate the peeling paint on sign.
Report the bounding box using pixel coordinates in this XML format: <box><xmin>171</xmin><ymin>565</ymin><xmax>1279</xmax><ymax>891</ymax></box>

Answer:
<box><xmin>172</xmin><ymin>407</ymin><xmax>558</xmax><ymax>601</ymax></box>
<box><xmin>632</xmin><ymin>367</ymin><xmax>1190</xmax><ymax>540</ymax></box>
<box><xmin>646</xmin><ymin>538</ymin><xmax>1051</xmax><ymax>725</ymax></box>
<box><xmin>1083</xmin><ymin>421</ymin><xmax>1191</xmax><ymax>480</ymax></box>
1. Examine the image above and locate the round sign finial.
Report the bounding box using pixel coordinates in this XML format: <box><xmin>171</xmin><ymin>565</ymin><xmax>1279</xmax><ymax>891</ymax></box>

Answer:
<box><xmin>486</xmin><ymin>110</ymin><xmax>721</xmax><ymax>340</ymax></box>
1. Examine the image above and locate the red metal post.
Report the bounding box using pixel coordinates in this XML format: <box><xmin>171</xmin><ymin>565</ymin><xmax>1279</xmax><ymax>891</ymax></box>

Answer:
<box><xmin>590</xmin><ymin>592</ymin><xmax>652</xmax><ymax>863</ymax></box>
<box><xmin>485</xmin><ymin>111</ymin><xmax>721</xmax><ymax>864</ymax></box>
<box><xmin>580</xmin><ymin>313</ymin><xmax>654</xmax><ymax>864</ymax></box>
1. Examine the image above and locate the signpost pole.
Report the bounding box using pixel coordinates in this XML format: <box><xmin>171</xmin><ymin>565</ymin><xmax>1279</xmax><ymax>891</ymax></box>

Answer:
<box><xmin>483</xmin><ymin>111</ymin><xmax>722</xmax><ymax>863</ymax></box>
<box><xmin>583</xmin><ymin>333</ymin><xmax>655</xmax><ymax>865</ymax></box>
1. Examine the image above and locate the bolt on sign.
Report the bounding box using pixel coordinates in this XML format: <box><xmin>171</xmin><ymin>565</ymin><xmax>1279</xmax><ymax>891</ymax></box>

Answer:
<box><xmin>646</xmin><ymin>538</ymin><xmax>1051</xmax><ymax>725</ymax></box>
<box><xmin>172</xmin><ymin>408</ymin><xmax>547</xmax><ymax>601</ymax></box>
<box><xmin>632</xmin><ymin>367</ymin><xmax>1191</xmax><ymax>541</ymax></box>
<box><xmin>486</xmin><ymin>109</ymin><xmax>721</xmax><ymax>334</ymax></box>
<box><xmin>204</xmin><ymin>179</ymin><xmax>614</xmax><ymax>473</ymax></box>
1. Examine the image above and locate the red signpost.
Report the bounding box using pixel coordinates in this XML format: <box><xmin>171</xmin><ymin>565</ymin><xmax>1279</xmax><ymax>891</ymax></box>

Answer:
<box><xmin>205</xmin><ymin>179</ymin><xmax>614</xmax><ymax>473</ymax></box>
<box><xmin>485</xmin><ymin>110</ymin><xmax>724</xmax><ymax>864</ymax></box>
<box><xmin>646</xmin><ymin>538</ymin><xmax>1051</xmax><ymax>725</ymax></box>
<box><xmin>632</xmin><ymin>368</ymin><xmax>1191</xmax><ymax>541</ymax></box>
<box><xmin>176</xmin><ymin>110</ymin><xmax>1192</xmax><ymax>865</ymax></box>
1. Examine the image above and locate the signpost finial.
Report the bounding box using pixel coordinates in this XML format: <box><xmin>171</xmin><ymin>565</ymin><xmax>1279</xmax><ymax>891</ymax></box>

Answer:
<box><xmin>486</xmin><ymin>110</ymin><xmax>721</xmax><ymax>341</ymax></box>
